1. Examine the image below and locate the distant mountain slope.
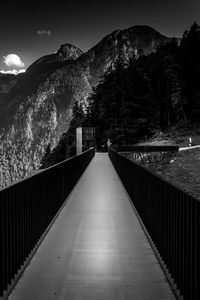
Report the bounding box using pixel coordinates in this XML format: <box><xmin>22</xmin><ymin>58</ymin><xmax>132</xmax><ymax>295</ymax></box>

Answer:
<box><xmin>0</xmin><ymin>25</ymin><xmax>174</xmax><ymax>189</ymax></box>
<box><xmin>0</xmin><ymin>74</ymin><xmax>17</xmax><ymax>108</ymax></box>
<box><xmin>0</xmin><ymin>44</ymin><xmax>83</xmax><ymax>127</ymax></box>
<box><xmin>80</xmin><ymin>25</ymin><xmax>171</xmax><ymax>86</ymax></box>
<box><xmin>25</xmin><ymin>43</ymin><xmax>83</xmax><ymax>79</ymax></box>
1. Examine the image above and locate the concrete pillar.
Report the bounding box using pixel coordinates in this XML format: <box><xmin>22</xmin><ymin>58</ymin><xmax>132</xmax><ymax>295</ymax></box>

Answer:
<box><xmin>76</xmin><ymin>127</ymin><xmax>82</xmax><ymax>155</ymax></box>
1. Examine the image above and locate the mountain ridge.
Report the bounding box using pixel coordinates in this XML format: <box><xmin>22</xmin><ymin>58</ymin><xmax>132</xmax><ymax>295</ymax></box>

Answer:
<box><xmin>0</xmin><ymin>25</ymin><xmax>176</xmax><ymax>189</ymax></box>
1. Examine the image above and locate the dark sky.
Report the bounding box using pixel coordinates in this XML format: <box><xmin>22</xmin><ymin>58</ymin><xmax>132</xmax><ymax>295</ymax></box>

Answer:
<box><xmin>0</xmin><ymin>0</ymin><xmax>199</xmax><ymax>73</ymax></box>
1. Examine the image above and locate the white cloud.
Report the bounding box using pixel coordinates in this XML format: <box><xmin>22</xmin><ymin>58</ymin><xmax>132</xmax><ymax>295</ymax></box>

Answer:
<box><xmin>37</xmin><ymin>30</ymin><xmax>51</xmax><ymax>37</ymax></box>
<box><xmin>3</xmin><ymin>54</ymin><xmax>25</xmax><ymax>68</ymax></box>
<box><xmin>0</xmin><ymin>69</ymin><xmax>26</xmax><ymax>75</ymax></box>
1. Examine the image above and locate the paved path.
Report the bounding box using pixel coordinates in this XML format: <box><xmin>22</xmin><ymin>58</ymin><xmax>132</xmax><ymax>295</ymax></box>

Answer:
<box><xmin>9</xmin><ymin>153</ymin><xmax>175</xmax><ymax>300</ymax></box>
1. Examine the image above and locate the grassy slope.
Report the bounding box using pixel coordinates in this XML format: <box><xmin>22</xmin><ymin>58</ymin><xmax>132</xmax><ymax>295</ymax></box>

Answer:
<box><xmin>153</xmin><ymin>148</ymin><xmax>200</xmax><ymax>200</ymax></box>
<box><xmin>139</xmin><ymin>126</ymin><xmax>200</xmax><ymax>200</ymax></box>
<box><xmin>139</xmin><ymin>124</ymin><xmax>200</xmax><ymax>147</ymax></box>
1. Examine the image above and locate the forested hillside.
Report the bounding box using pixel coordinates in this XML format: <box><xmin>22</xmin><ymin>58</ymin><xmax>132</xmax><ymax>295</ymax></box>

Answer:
<box><xmin>85</xmin><ymin>23</ymin><xmax>200</xmax><ymax>147</ymax></box>
<box><xmin>1</xmin><ymin>23</ymin><xmax>200</xmax><ymax>185</ymax></box>
<box><xmin>0</xmin><ymin>25</ymin><xmax>171</xmax><ymax>186</ymax></box>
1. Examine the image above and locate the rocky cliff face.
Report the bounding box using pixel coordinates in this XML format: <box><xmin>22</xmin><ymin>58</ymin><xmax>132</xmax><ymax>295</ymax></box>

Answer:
<box><xmin>0</xmin><ymin>26</ymin><xmax>173</xmax><ymax>189</ymax></box>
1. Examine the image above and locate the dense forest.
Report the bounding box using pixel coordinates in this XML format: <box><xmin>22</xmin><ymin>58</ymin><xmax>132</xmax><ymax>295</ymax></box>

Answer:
<box><xmin>41</xmin><ymin>22</ymin><xmax>200</xmax><ymax>166</ymax></box>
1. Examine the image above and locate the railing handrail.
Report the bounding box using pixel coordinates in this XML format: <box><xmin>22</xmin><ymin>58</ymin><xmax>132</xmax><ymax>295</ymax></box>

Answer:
<box><xmin>111</xmin><ymin>144</ymin><xmax>179</xmax><ymax>152</ymax></box>
<box><xmin>0</xmin><ymin>148</ymin><xmax>95</xmax><ymax>192</ymax></box>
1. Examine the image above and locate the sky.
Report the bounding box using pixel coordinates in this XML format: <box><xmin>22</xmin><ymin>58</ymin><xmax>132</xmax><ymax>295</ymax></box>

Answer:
<box><xmin>0</xmin><ymin>0</ymin><xmax>199</xmax><ymax>74</ymax></box>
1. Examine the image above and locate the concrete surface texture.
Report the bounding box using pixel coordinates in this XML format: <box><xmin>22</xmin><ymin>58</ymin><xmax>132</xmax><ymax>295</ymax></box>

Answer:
<box><xmin>8</xmin><ymin>153</ymin><xmax>175</xmax><ymax>300</ymax></box>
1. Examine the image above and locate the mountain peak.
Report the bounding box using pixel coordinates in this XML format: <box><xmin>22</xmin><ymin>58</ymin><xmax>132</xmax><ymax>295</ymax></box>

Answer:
<box><xmin>124</xmin><ymin>25</ymin><xmax>170</xmax><ymax>38</ymax></box>
<box><xmin>57</xmin><ymin>44</ymin><xmax>83</xmax><ymax>61</ymax></box>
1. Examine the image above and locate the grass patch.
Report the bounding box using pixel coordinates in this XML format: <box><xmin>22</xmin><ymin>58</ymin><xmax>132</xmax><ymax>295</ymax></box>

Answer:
<box><xmin>123</xmin><ymin>147</ymin><xmax>200</xmax><ymax>200</ymax></box>
<box><xmin>122</xmin><ymin>125</ymin><xmax>200</xmax><ymax>199</ymax></box>
<box><xmin>140</xmin><ymin>124</ymin><xmax>200</xmax><ymax>147</ymax></box>
<box><xmin>149</xmin><ymin>148</ymin><xmax>200</xmax><ymax>200</ymax></box>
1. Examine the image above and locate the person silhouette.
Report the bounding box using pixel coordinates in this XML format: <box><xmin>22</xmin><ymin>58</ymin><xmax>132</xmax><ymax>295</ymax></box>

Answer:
<box><xmin>107</xmin><ymin>138</ymin><xmax>111</xmax><ymax>149</ymax></box>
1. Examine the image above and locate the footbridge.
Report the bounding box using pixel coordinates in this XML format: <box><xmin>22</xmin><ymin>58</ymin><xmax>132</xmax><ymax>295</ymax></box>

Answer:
<box><xmin>1</xmin><ymin>147</ymin><xmax>199</xmax><ymax>299</ymax></box>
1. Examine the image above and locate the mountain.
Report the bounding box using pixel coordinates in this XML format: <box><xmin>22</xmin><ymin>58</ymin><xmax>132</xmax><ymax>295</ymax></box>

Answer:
<box><xmin>0</xmin><ymin>44</ymin><xmax>83</xmax><ymax>127</ymax></box>
<box><xmin>25</xmin><ymin>43</ymin><xmax>83</xmax><ymax>81</ymax></box>
<box><xmin>0</xmin><ymin>25</ymin><xmax>174</xmax><ymax>189</ymax></box>
<box><xmin>80</xmin><ymin>25</ymin><xmax>171</xmax><ymax>86</ymax></box>
<box><xmin>0</xmin><ymin>73</ymin><xmax>17</xmax><ymax>108</ymax></box>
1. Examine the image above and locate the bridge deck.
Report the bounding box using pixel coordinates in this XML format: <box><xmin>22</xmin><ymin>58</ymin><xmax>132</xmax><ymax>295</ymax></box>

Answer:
<box><xmin>9</xmin><ymin>153</ymin><xmax>175</xmax><ymax>300</ymax></box>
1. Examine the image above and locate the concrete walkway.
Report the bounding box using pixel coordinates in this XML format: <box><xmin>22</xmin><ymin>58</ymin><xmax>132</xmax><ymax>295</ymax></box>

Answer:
<box><xmin>9</xmin><ymin>153</ymin><xmax>175</xmax><ymax>300</ymax></box>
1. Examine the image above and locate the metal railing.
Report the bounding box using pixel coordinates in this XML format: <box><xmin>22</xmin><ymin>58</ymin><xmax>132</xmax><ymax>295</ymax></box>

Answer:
<box><xmin>109</xmin><ymin>147</ymin><xmax>200</xmax><ymax>300</ymax></box>
<box><xmin>0</xmin><ymin>148</ymin><xmax>95</xmax><ymax>297</ymax></box>
<box><xmin>114</xmin><ymin>145</ymin><xmax>179</xmax><ymax>168</ymax></box>
<box><xmin>111</xmin><ymin>144</ymin><xmax>179</xmax><ymax>152</ymax></box>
